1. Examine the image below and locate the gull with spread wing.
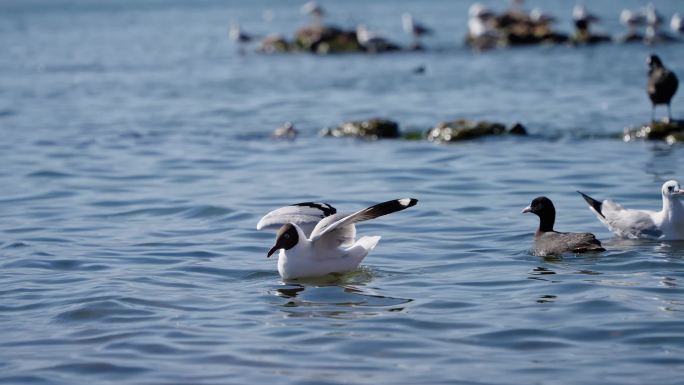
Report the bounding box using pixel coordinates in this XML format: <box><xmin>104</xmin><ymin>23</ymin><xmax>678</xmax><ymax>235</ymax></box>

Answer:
<box><xmin>257</xmin><ymin>198</ymin><xmax>418</xmax><ymax>279</ymax></box>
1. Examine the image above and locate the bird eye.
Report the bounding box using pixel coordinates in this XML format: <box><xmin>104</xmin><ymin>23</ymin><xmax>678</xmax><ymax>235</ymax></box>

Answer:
<box><xmin>669</xmin><ymin>186</ymin><xmax>674</xmax><ymax>192</ymax></box>
<box><xmin>284</xmin><ymin>234</ymin><xmax>290</xmax><ymax>239</ymax></box>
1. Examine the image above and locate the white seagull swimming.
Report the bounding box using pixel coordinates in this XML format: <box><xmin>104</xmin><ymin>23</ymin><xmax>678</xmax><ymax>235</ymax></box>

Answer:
<box><xmin>578</xmin><ymin>180</ymin><xmax>684</xmax><ymax>240</ymax></box>
<box><xmin>257</xmin><ymin>198</ymin><xmax>418</xmax><ymax>279</ymax></box>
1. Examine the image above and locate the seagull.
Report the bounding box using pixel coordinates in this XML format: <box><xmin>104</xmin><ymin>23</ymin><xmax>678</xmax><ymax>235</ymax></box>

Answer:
<box><xmin>645</xmin><ymin>3</ymin><xmax>664</xmax><ymax>39</ymax></box>
<box><xmin>402</xmin><ymin>13</ymin><xmax>432</xmax><ymax>41</ymax></box>
<box><xmin>672</xmin><ymin>13</ymin><xmax>684</xmax><ymax>34</ymax></box>
<box><xmin>257</xmin><ymin>198</ymin><xmax>418</xmax><ymax>279</ymax></box>
<box><xmin>272</xmin><ymin>122</ymin><xmax>298</xmax><ymax>139</ymax></box>
<box><xmin>229</xmin><ymin>23</ymin><xmax>253</xmax><ymax>44</ymax></box>
<box><xmin>620</xmin><ymin>9</ymin><xmax>646</xmax><ymax>32</ymax></box>
<box><xmin>529</xmin><ymin>8</ymin><xmax>556</xmax><ymax>24</ymax></box>
<box><xmin>578</xmin><ymin>180</ymin><xmax>684</xmax><ymax>240</ymax></box>
<box><xmin>468</xmin><ymin>3</ymin><xmax>498</xmax><ymax>39</ymax></box>
<box><xmin>573</xmin><ymin>3</ymin><xmax>600</xmax><ymax>32</ymax></box>
<box><xmin>301</xmin><ymin>1</ymin><xmax>324</xmax><ymax>23</ymax></box>
<box><xmin>229</xmin><ymin>23</ymin><xmax>254</xmax><ymax>54</ymax></box>
<box><xmin>522</xmin><ymin>196</ymin><xmax>605</xmax><ymax>256</ymax></box>
<box><xmin>647</xmin><ymin>54</ymin><xmax>679</xmax><ymax>122</ymax></box>
<box><xmin>355</xmin><ymin>24</ymin><xmax>392</xmax><ymax>52</ymax></box>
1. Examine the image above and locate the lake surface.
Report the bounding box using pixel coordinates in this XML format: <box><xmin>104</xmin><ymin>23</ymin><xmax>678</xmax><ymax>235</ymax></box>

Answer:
<box><xmin>1</xmin><ymin>0</ymin><xmax>684</xmax><ymax>384</ymax></box>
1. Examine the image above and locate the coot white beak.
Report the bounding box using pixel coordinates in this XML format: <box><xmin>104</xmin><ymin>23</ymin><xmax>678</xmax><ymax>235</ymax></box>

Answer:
<box><xmin>521</xmin><ymin>205</ymin><xmax>532</xmax><ymax>214</ymax></box>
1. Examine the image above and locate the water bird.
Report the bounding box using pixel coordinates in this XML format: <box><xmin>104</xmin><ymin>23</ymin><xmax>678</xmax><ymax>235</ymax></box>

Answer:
<box><xmin>301</xmin><ymin>1</ymin><xmax>324</xmax><ymax>23</ymax></box>
<box><xmin>272</xmin><ymin>122</ymin><xmax>298</xmax><ymax>139</ymax></box>
<box><xmin>402</xmin><ymin>13</ymin><xmax>432</xmax><ymax>43</ymax></box>
<box><xmin>229</xmin><ymin>23</ymin><xmax>253</xmax><ymax>44</ymax></box>
<box><xmin>229</xmin><ymin>23</ymin><xmax>254</xmax><ymax>54</ymax></box>
<box><xmin>620</xmin><ymin>9</ymin><xmax>646</xmax><ymax>31</ymax></box>
<box><xmin>355</xmin><ymin>24</ymin><xmax>392</xmax><ymax>52</ymax></box>
<box><xmin>529</xmin><ymin>8</ymin><xmax>556</xmax><ymax>25</ymax></box>
<box><xmin>467</xmin><ymin>3</ymin><xmax>498</xmax><ymax>39</ymax></box>
<box><xmin>578</xmin><ymin>180</ymin><xmax>684</xmax><ymax>240</ymax></box>
<box><xmin>644</xmin><ymin>3</ymin><xmax>670</xmax><ymax>42</ymax></box>
<box><xmin>257</xmin><ymin>198</ymin><xmax>418</xmax><ymax>279</ymax></box>
<box><xmin>672</xmin><ymin>13</ymin><xmax>684</xmax><ymax>34</ymax></box>
<box><xmin>647</xmin><ymin>54</ymin><xmax>678</xmax><ymax>122</ymax></box>
<box><xmin>522</xmin><ymin>196</ymin><xmax>605</xmax><ymax>256</ymax></box>
<box><xmin>573</xmin><ymin>3</ymin><xmax>600</xmax><ymax>32</ymax></box>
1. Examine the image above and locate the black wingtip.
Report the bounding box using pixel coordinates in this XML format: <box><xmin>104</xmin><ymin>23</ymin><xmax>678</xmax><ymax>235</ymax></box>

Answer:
<box><xmin>402</xmin><ymin>198</ymin><xmax>419</xmax><ymax>208</ymax></box>
<box><xmin>363</xmin><ymin>198</ymin><xmax>418</xmax><ymax>220</ymax></box>
<box><xmin>292</xmin><ymin>202</ymin><xmax>337</xmax><ymax>216</ymax></box>
<box><xmin>577</xmin><ymin>191</ymin><xmax>605</xmax><ymax>219</ymax></box>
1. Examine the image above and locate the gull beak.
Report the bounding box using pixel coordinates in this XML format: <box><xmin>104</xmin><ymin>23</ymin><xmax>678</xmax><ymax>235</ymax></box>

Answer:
<box><xmin>674</xmin><ymin>190</ymin><xmax>684</xmax><ymax>196</ymax></box>
<box><xmin>521</xmin><ymin>205</ymin><xmax>532</xmax><ymax>214</ymax></box>
<box><xmin>267</xmin><ymin>244</ymin><xmax>279</xmax><ymax>258</ymax></box>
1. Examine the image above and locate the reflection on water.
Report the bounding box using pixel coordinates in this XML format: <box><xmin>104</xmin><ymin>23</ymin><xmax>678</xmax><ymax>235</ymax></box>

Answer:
<box><xmin>270</xmin><ymin>282</ymin><xmax>413</xmax><ymax>319</ymax></box>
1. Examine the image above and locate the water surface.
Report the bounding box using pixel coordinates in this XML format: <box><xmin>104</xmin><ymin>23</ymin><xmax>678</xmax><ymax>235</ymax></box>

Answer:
<box><xmin>1</xmin><ymin>1</ymin><xmax>684</xmax><ymax>384</ymax></box>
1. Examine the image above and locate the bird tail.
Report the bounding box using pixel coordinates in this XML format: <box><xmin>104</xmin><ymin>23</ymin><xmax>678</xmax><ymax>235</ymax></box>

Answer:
<box><xmin>355</xmin><ymin>235</ymin><xmax>381</xmax><ymax>252</ymax></box>
<box><xmin>577</xmin><ymin>191</ymin><xmax>605</xmax><ymax>219</ymax></box>
<box><xmin>343</xmin><ymin>236</ymin><xmax>381</xmax><ymax>265</ymax></box>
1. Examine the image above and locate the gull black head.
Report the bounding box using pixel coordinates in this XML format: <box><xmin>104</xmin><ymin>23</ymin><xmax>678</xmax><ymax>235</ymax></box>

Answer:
<box><xmin>522</xmin><ymin>196</ymin><xmax>556</xmax><ymax>232</ymax></box>
<box><xmin>267</xmin><ymin>223</ymin><xmax>299</xmax><ymax>258</ymax></box>
<box><xmin>648</xmin><ymin>55</ymin><xmax>663</xmax><ymax>69</ymax></box>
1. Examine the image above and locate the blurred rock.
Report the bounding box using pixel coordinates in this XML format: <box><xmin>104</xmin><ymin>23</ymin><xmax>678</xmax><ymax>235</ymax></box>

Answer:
<box><xmin>620</xmin><ymin>32</ymin><xmax>644</xmax><ymax>43</ymax></box>
<box><xmin>321</xmin><ymin>118</ymin><xmax>400</xmax><ymax>139</ymax></box>
<box><xmin>273</xmin><ymin>122</ymin><xmax>298</xmax><ymax>139</ymax></box>
<box><xmin>258</xmin><ymin>34</ymin><xmax>291</xmax><ymax>53</ymax></box>
<box><xmin>294</xmin><ymin>24</ymin><xmax>362</xmax><ymax>54</ymax></box>
<box><xmin>466</xmin><ymin>12</ymin><xmax>569</xmax><ymax>49</ymax></box>
<box><xmin>570</xmin><ymin>30</ymin><xmax>612</xmax><ymax>45</ymax></box>
<box><xmin>426</xmin><ymin>119</ymin><xmax>527</xmax><ymax>143</ymax></box>
<box><xmin>624</xmin><ymin>120</ymin><xmax>684</xmax><ymax>142</ymax></box>
<box><xmin>644</xmin><ymin>33</ymin><xmax>679</xmax><ymax>45</ymax></box>
<box><xmin>508</xmin><ymin>123</ymin><xmax>528</xmax><ymax>135</ymax></box>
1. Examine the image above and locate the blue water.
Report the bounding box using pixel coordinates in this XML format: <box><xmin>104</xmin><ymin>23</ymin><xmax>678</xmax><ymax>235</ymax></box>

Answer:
<box><xmin>2</xmin><ymin>1</ymin><xmax>684</xmax><ymax>384</ymax></box>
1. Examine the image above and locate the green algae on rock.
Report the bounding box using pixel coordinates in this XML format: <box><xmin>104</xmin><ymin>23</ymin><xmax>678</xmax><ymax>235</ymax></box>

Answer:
<box><xmin>320</xmin><ymin>118</ymin><xmax>401</xmax><ymax>139</ymax></box>
<box><xmin>426</xmin><ymin>120</ymin><xmax>527</xmax><ymax>143</ymax></box>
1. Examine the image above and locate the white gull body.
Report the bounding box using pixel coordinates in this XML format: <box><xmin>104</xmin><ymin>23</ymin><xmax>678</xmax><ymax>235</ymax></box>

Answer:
<box><xmin>578</xmin><ymin>180</ymin><xmax>684</xmax><ymax>240</ymax></box>
<box><xmin>257</xmin><ymin>198</ymin><xmax>418</xmax><ymax>279</ymax></box>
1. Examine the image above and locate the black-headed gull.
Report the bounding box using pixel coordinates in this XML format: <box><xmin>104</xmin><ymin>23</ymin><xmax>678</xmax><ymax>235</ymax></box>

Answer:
<box><xmin>647</xmin><ymin>55</ymin><xmax>679</xmax><ymax>122</ymax></box>
<box><xmin>573</xmin><ymin>3</ymin><xmax>600</xmax><ymax>32</ymax></box>
<box><xmin>619</xmin><ymin>9</ymin><xmax>646</xmax><ymax>31</ymax></box>
<box><xmin>523</xmin><ymin>196</ymin><xmax>605</xmax><ymax>256</ymax></box>
<box><xmin>301</xmin><ymin>1</ymin><xmax>324</xmax><ymax>22</ymax></box>
<box><xmin>402</xmin><ymin>13</ymin><xmax>432</xmax><ymax>40</ymax></box>
<box><xmin>578</xmin><ymin>180</ymin><xmax>684</xmax><ymax>240</ymax></box>
<box><xmin>257</xmin><ymin>198</ymin><xmax>418</xmax><ymax>279</ymax></box>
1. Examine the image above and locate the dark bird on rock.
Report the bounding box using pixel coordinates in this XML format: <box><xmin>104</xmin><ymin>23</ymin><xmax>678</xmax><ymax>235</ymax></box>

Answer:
<box><xmin>522</xmin><ymin>196</ymin><xmax>605</xmax><ymax>257</ymax></box>
<box><xmin>647</xmin><ymin>54</ymin><xmax>679</xmax><ymax>122</ymax></box>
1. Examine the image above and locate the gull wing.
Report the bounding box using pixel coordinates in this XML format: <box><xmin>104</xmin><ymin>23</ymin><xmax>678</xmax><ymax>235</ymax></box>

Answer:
<box><xmin>578</xmin><ymin>191</ymin><xmax>662</xmax><ymax>239</ymax></box>
<box><xmin>256</xmin><ymin>202</ymin><xmax>337</xmax><ymax>236</ymax></box>
<box><xmin>601</xmin><ymin>200</ymin><xmax>662</xmax><ymax>239</ymax></box>
<box><xmin>310</xmin><ymin>198</ymin><xmax>418</xmax><ymax>243</ymax></box>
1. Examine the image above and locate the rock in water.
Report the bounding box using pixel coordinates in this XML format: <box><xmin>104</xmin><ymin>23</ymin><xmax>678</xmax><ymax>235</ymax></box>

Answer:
<box><xmin>320</xmin><ymin>118</ymin><xmax>400</xmax><ymax>139</ymax></box>
<box><xmin>259</xmin><ymin>34</ymin><xmax>291</xmax><ymax>53</ymax></box>
<box><xmin>624</xmin><ymin>120</ymin><xmax>684</xmax><ymax>142</ymax></box>
<box><xmin>294</xmin><ymin>25</ymin><xmax>361</xmax><ymax>54</ymax></box>
<box><xmin>426</xmin><ymin>119</ymin><xmax>526</xmax><ymax>143</ymax></box>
